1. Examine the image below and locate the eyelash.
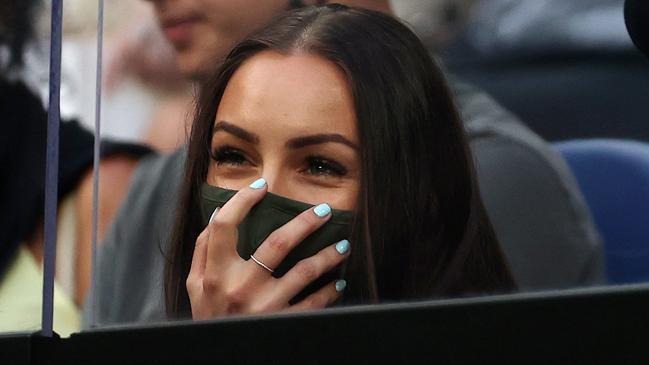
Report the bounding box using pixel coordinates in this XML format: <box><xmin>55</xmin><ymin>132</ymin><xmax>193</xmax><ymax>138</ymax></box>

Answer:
<box><xmin>301</xmin><ymin>156</ymin><xmax>348</xmax><ymax>177</ymax></box>
<box><xmin>211</xmin><ymin>146</ymin><xmax>248</xmax><ymax>167</ymax></box>
<box><xmin>210</xmin><ymin>147</ymin><xmax>347</xmax><ymax>177</ymax></box>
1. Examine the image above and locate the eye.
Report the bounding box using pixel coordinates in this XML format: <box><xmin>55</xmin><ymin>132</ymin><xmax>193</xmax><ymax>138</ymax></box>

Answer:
<box><xmin>302</xmin><ymin>156</ymin><xmax>347</xmax><ymax>177</ymax></box>
<box><xmin>211</xmin><ymin>146</ymin><xmax>249</xmax><ymax>167</ymax></box>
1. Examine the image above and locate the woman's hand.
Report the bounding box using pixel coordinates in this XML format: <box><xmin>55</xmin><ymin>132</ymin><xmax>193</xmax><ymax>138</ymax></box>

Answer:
<box><xmin>186</xmin><ymin>178</ymin><xmax>350</xmax><ymax>320</ymax></box>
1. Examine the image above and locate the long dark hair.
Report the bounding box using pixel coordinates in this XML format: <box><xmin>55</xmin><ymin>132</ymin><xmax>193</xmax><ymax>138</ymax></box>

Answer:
<box><xmin>166</xmin><ymin>5</ymin><xmax>515</xmax><ymax>318</ymax></box>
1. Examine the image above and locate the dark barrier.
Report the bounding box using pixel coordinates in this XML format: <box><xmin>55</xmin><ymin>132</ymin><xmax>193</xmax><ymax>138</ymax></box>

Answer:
<box><xmin>3</xmin><ymin>283</ymin><xmax>649</xmax><ymax>364</ymax></box>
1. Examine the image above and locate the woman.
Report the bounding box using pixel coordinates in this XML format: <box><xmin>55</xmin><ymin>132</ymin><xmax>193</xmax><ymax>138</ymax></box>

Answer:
<box><xmin>166</xmin><ymin>4</ymin><xmax>515</xmax><ymax>320</ymax></box>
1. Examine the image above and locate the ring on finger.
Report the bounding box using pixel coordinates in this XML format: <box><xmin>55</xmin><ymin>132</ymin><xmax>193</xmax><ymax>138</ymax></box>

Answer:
<box><xmin>250</xmin><ymin>254</ymin><xmax>275</xmax><ymax>273</ymax></box>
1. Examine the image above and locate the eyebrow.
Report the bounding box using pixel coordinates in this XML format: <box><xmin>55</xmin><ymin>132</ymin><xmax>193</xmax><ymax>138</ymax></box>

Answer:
<box><xmin>286</xmin><ymin>134</ymin><xmax>359</xmax><ymax>151</ymax></box>
<box><xmin>213</xmin><ymin>121</ymin><xmax>260</xmax><ymax>144</ymax></box>
<box><xmin>213</xmin><ymin>120</ymin><xmax>358</xmax><ymax>150</ymax></box>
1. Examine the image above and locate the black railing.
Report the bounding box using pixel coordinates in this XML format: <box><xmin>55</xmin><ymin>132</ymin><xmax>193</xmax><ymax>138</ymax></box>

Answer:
<box><xmin>3</xmin><ymin>283</ymin><xmax>649</xmax><ymax>364</ymax></box>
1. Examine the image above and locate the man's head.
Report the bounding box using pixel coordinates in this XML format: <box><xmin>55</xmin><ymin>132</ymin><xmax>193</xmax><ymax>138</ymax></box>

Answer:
<box><xmin>0</xmin><ymin>0</ymin><xmax>41</xmax><ymax>72</ymax></box>
<box><xmin>144</xmin><ymin>0</ymin><xmax>391</xmax><ymax>80</ymax></box>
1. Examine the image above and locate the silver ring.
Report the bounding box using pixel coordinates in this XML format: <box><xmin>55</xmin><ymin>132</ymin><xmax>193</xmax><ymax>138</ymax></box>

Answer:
<box><xmin>250</xmin><ymin>254</ymin><xmax>274</xmax><ymax>273</ymax></box>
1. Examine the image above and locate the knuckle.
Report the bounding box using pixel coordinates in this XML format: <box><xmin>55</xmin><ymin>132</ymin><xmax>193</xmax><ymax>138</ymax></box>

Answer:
<box><xmin>324</xmin><ymin>248</ymin><xmax>344</xmax><ymax>269</ymax></box>
<box><xmin>264</xmin><ymin>232</ymin><xmax>289</xmax><ymax>253</ymax></box>
<box><xmin>294</xmin><ymin>260</ymin><xmax>319</xmax><ymax>282</ymax></box>
<box><xmin>223</xmin><ymin>286</ymin><xmax>247</xmax><ymax>305</ymax></box>
<box><xmin>238</xmin><ymin>187</ymin><xmax>261</xmax><ymax>204</ymax></box>
<box><xmin>224</xmin><ymin>302</ymin><xmax>242</xmax><ymax>315</ymax></box>
<box><xmin>296</xmin><ymin>210</ymin><xmax>318</xmax><ymax>226</ymax></box>
<box><xmin>247</xmin><ymin>300</ymin><xmax>272</xmax><ymax>315</ymax></box>
<box><xmin>186</xmin><ymin>276</ymin><xmax>199</xmax><ymax>296</ymax></box>
<box><xmin>201</xmin><ymin>274</ymin><xmax>220</xmax><ymax>294</ymax></box>
<box><xmin>209</xmin><ymin>217</ymin><xmax>232</xmax><ymax>232</ymax></box>
<box><xmin>305</xmin><ymin>294</ymin><xmax>326</xmax><ymax>309</ymax></box>
<box><xmin>196</xmin><ymin>231</ymin><xmax>208</xmax><ymax>244</ymax></box>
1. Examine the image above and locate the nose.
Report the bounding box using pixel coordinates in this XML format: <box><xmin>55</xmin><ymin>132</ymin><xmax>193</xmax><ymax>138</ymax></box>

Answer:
<box><xmin>259</xmin><ymin>174</ymin><xmax>284</xmax><ymax>197</ymax></box>
<box><xmin>258</xmin><ymin>166</ymin><xmax>292</xmax><ymax>198</ymax></box>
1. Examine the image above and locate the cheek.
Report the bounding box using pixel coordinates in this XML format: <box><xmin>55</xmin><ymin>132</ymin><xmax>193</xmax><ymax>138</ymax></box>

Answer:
<box><xmin>206</xmin><ymin>164</ymin><xmax>257</xmax><ymax>190</ymax></box>
<box><xmin>289</xmin><ymin>180</ymin><xmax>359</xmax><ymax>212</ymax></box>
<box><xmin>329</xmin><ymin>187</ymin><xmax>359</xmax><ymax>212</ymax></box>
<box><xmin>179</xmin><ymin>12</ymin><xmax>234</xmax><ymax>60</ymax></box>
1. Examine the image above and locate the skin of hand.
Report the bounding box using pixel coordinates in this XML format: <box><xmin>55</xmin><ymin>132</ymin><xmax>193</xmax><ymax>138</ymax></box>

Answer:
<box><xmin>187</xmin><ymin>180</ymin><xmax>351</xmax><ymax>319</ymax></box>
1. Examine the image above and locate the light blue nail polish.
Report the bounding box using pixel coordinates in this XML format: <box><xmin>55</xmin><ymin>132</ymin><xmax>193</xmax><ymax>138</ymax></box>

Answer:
<box><xmin>249</xmin><ymin>178</ymin><xmax>266</xmax><ymax>189</ymax></box>
<box><xmin>335</xmin><ymin>240</ymin><xmax>350</xmax><ymax>255</ymax></box>
<box><xmin>335</xmin><ymin>280</ymin><xmax>347</xmax><ymax>292</ymax></box>
<box><xmin>313</xmin><ymin>203</ymin><xmax>331</xmax><ymax>218</ymax></box>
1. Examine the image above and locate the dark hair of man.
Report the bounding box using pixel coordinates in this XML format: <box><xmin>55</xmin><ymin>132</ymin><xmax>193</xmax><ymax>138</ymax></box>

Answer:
<box><xmin>165</xmin><ymin>5</ymin><xmax>515</xmax><ymax>318</ymax></box>
<box><xmin>0</xmin><ymin>0</ymin><xmax>41</xmax><ymax>73</ymax></box>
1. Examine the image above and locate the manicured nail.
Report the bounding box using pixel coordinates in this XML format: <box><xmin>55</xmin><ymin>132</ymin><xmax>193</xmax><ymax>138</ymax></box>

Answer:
<box><xmin>335</xmin><ymin>240</ymin><xmax>350</xmax><ymax>255</ymax></box>
<box><xmin>313</xmin><ymin>203</ymin><xmax>331</xmax><ymax>218</ymax></box>
<box><xmin>335</xmin><ymin>280</ymin><xmax>347</xmax><ymax>292</ymax></box>
<box><xmin>209</xmin><ymin>207</ymin><xmax>219</xmax><ymax>224</ymax></box>
<box><xmin>249</xmin><ymin>178</ymin><xmax>266</xmax><ymax>189</ymax></box>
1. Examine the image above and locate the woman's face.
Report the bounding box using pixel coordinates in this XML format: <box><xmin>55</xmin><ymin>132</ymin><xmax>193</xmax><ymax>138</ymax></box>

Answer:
<box><xmin>145</xmin><ymin>0</ymin><xmax>288</xmax><ymax>79</ymax></box>
<box><xmin>207</xmin><ymin>51</ymin><xmax>360</xmax><ymax>211</ymax></box>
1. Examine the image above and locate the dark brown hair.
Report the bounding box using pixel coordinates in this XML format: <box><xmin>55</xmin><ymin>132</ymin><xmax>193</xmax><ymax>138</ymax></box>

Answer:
<box><xmin>166</xmin><ymin>5</ymin><xmax>515</xmax><ymax>318</ymax></box>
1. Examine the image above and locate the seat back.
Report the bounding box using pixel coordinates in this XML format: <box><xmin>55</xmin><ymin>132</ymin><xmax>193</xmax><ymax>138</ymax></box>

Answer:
<box><xmin>556</xmin><ymin>139</ymin><xmax>649</xmax><ymax>284</ymax></box>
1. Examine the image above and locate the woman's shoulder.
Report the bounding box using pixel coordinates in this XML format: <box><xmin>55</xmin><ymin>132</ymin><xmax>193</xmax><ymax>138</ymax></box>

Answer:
<box><xmin>128</xmin><ymin>147</ymin><xmax>186</xmax><ymax>199</ymax></box>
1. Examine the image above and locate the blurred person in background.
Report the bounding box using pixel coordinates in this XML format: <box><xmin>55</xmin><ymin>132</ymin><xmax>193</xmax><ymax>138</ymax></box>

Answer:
<box><xmin>100</xmin><ymin>1</ymin><xmax>194</xmax><ymax>152</ymax></box>
<box><xmin>86</xmin><ymin>0</ymin><xmax>604</xmax><ymax>327</ymax></box>
<box><xmin>0</xmin><ymin>0</ymin><xmax>151</xmax><ymax>335</ymax></box>
<box><xmin>442</xmin><ymin>0</ymin><xmax>649</xmax><ymax>141</ymax></box>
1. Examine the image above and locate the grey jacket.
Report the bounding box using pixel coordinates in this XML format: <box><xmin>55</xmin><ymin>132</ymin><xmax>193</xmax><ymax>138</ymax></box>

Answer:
<box><xmin>83</xmin><ymin>82</ymin><xmax>604</xmax><ymax>327</ymax></box>
<box><xmin>467</xmin><ymin>0</ymin><xmax>632</xmax><ymax>56</ymax></box>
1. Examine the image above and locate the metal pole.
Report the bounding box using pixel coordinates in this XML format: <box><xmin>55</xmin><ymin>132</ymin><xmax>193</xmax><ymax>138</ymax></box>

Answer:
<box><xmin>41</xmin><ymin>0</ymin><xmax>64</xmax><ymax>338</ymax></box>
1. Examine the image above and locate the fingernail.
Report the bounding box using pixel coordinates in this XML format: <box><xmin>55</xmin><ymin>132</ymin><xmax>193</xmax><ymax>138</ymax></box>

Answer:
<box><xmin>209</xmin><ymin>207</ymin><xmax>219</xmax><ymax>224</ymax></box>
<box><xmin>335</xmin><ymin>280</ymin><xmax>347</xmax><ymax>292</ymax></box>
<box><xmin>249</xmin><ymin>178</ymin><xmax>266</xmax><ymax>189</ymax></box>
<box><xmin>313</xmin><ymin>203</ymin><xmax>331</xmax><ymax>218</ymax></box>
<box><xmin>335</xmin><ymin>239</ymin><xmax>350</xmax><ymax>255</ymax></box>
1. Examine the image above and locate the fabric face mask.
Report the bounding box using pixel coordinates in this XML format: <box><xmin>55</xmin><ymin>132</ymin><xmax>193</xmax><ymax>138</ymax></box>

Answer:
<box><xmin>200</xmin><ymin>183</ymin><xmax>354</xmax><ymax>279</ymax></box>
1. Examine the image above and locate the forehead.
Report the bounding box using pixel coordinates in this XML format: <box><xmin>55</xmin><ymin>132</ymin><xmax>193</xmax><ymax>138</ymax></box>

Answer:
<box><xmin>215</xmin><ymin>51</ymin><xmax>358</xmax><ymax>141</ymax></box>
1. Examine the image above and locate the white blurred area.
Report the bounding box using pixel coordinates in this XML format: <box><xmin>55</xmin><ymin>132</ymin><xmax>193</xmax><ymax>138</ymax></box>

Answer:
<box><xmin>53</xmin><ymin>0</ymin><xmax>469</xmax><ymax>151</ymax></box>
<box><xmin>390</xmin><ymin>0</ymin><xmax>473</xmax><ymax>47</ymax></box>
<box><xmin>48</xmin><ymin>0</ymin><xmax>191</xmax><ymax>151</ymax></box>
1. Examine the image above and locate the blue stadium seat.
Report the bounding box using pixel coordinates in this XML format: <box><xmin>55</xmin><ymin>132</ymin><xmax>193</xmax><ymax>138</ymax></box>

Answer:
<box><xmin>555</xmin><ymin>139</ymin><xmax>649</xmax><ymax>284</ymax></box>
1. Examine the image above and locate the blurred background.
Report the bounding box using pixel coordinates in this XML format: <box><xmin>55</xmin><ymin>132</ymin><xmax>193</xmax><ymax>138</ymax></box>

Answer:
<box><xmin>33</xmin><ymin>0</ymin><xmax>648</xmax><ymax>148</ymax></box>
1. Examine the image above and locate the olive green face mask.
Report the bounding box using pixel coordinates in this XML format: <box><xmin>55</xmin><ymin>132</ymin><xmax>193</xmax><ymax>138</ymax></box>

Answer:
<box><xmin>200</xmin><ymin>183</ymin><xmax>354</xmax><ymax>279</ymax></box>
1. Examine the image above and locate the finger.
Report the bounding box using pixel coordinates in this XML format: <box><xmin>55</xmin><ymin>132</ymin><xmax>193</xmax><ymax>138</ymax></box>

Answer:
<box><xmin>209</xmin><ymin>178</ymin><xmax>268</xmax><ymax>229</ymax></box>
<box><xmin>252</xmin><ymin>203</ymin><xmax>334</xmax><ymax>271</ymax></box>
<box><xmin>284</xmin><ymin>279</ymin><xmax>346</xmax><ymax>313</ymax></box>
<box><xmin>186</xmin><ymin>229</ymin><xmax>209</xmax><ymax>296</ymax></box>
<box><xmin>191</xmin><ymin>206</ymin><xmax>219</xmax><ymax>280</ymax></box>
<box><xmin>274</xmin><ymin>239</ymin><xmax>350</xmax><ymax>302</ymax></box>
<box><xmin>206</xmin><ymin>178</ymin><xmax>267</xmax><ymax>261</ymax></box>
<box><xmin>191</xmin><ymin>230</ymin><xmax>210</xmax><ymax>278</ymax></box>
